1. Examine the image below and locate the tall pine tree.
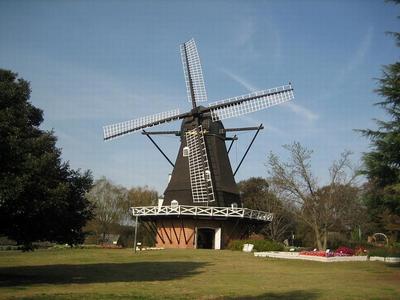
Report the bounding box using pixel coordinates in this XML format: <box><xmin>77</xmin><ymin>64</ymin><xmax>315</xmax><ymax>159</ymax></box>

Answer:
<box><xmin>361</xmin><ymin>0</ymin><xmax>400</xmax><ymax>241</ymax></box>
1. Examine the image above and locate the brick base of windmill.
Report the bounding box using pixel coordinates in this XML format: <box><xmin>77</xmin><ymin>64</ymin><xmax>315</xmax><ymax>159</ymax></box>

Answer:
<box><xmin>132</xmin><ymin>204</ymin><xmax>271</xmax><ymax>249</ymax></box>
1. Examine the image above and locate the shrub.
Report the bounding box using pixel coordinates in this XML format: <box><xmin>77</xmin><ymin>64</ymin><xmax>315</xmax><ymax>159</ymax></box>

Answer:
<box><xmin>368</xmin><ymin>247</ymin><xmax>400</xmax><ymax>258</ymax></box>
<box><xmin>354</xmin><ymin>246</ymin><xmax>368</xmax><ymax>256</ymax></box>
<box><xmin>227</xmin><ymin>239</ymin><xmax>284</xmax><ymax>252</ymax></box>
<box><xmin>227</xmin><ymin>240</ymin><xmax>244</xmax><ymax>251</ymax></box>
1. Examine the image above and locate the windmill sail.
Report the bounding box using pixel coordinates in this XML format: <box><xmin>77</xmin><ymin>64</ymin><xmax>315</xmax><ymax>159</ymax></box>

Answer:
<box><xmin>208</xmin><ymin>84</ymin><xmax>294</xmax><ymax>121</ymax></box>
<box><xmin>185</xmin><ymin>126</ymin><xmax>215</xmax><ymax>203</ymax></box>
<box><xmin>103</xmin><ymin>109</ymin><xmax>185</xmax><ymax>140</ymax></box>
<box><xmin>180</xmin><ymin>39</ymin><xmax>208</xmax><ymax>105</ymax></box>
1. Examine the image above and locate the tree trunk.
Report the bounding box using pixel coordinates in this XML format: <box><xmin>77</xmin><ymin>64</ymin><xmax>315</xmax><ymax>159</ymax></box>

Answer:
<box><xmin>322</xmin><ymin>229</ymin><xmax>327</xmax><ymax>250</ymax></box>
<box><xmin>313</xmin><ymin>226</ymin><xmax>323</xmax><ymax>250</ymax></box>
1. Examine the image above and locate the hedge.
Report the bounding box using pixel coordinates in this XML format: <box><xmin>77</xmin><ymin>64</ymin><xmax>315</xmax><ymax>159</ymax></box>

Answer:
<box><xmin>227</xmin><ymin>239</ymin><xmax>284</xmax><ymax>252</ymax></box>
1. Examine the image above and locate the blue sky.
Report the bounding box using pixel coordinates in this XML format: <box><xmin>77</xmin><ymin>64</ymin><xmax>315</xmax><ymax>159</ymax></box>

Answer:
<box><xmin>0</xmin><ymin>0</ymin><xmax>398</xmax><ymax>193</ymax></box>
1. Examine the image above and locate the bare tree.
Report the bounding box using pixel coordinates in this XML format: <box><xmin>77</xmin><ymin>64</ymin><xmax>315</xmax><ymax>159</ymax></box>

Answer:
<box><xmin>238</xmin><ymin>177</ymin><xmax>294</xmax><ymax>242</ymax></box>
<box><xmin>86</xmin><ymin>177</ymin><xmax>128</xmax><ymax>242</ymax></box>
<box><xmin>267</xmin><ymin>142</ymin><xmax>361</xmax><ymax>250</ymax></box>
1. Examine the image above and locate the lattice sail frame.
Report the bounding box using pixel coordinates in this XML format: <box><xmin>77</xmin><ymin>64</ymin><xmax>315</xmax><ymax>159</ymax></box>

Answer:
<box><xmin>180</xmin><ymin>39</ymin><xmax>208</xmax><ymax>103</ymax></box>
<box><xmin>209</xmin><ymin>84</ymin><xmax>294</xmax><ymax>121</ymax></box>
<box><xmin>103</xmin><ymin>109</ymin><xmax>180</xmax><ymax>140</ymax></box>
<box><xmin>185</xmin><ymin>126</ymin><xmax>215</xmax><ymax>203</ymax></box>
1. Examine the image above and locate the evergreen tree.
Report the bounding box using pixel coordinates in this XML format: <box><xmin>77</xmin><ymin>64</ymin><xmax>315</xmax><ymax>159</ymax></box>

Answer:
<box><xmin>0</xmin><ymin>69</ymin><xmax>94</xmax><ymax>250</ymax></box>
<box><xmin>360</xmin><ymin>0</ymin><xmax>400</xmax><ymax>241</ymax></box>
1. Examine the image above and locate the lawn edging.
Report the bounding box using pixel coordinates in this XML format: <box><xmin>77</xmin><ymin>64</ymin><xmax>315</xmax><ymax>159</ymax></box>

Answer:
<box><xmin>254</xmin><ymin>251</ymin><xmax>400</xmax><ymax>263</ymax></box>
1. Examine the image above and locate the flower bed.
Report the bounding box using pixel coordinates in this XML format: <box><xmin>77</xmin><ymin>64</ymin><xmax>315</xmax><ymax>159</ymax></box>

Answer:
<box><xmin>299</xmin><ymin>250</ymin><xmax>334</xmax><ymax>257</ymax></box>
<box><xmin>300</xmin><ymin>246</ymin><xmax>356</xmax><ymax>257</ymax></box>
<box><xmin>334</xmin><ymin>246</ymin><xmax>354</xmax><ymax>256</ymax></box>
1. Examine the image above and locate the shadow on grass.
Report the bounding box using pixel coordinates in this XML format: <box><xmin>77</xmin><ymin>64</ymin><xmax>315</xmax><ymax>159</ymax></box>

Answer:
<box><xmin>385</xmin><ymin>262</ymin><xmax>400</xmax><ymax>268</ymax></box>
<box><xmin>223</xmin><ymin>290</ymin><xmax>320</xmax><ymax>300</ymax></box>
<box><xmin>0</xmin><ymin>261</ymin><xmax>207</xmax><ymax>286</ymax></box>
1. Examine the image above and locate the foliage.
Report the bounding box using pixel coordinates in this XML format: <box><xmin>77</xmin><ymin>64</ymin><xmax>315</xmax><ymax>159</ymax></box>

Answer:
<box><xmin>127</xmin><ymin>186</ymin><xmax>157</xmax><ymax>207</ymax></box>
<box><xmin>368</xmin><ymin>246</ymin><xmax>400</xmax><ymax>258</ymax></box>
<box><xmin>227</xmin><ymin>239</ymin><xmax>284</xmax><ymax>252</ymax></box>
<box><xmin>0</xmin><ymin>69</ymin><xmax>94</xmax><ymax>250</ymax></box>
<box><xmin>86</xmin><ymin>177</ymin><xmax>128</xmax><ymax>243</ymax></box>
<box><xmin>238</xmin><ymin>177</ymin><xmax>295</xmax><ymax>242</ymax></box>
<box><xmin>354</xmin><ymin>246</ymin><xmax>368</xmax><ymax>256</ymax></box>
<box><xmin>359</xmin><ymin>1</ymin><xmax>400</xmax><ymax>242</ymax></box>
<box><xmin>86</xmin><ymin>179</ymin><xmax>157</xmax><ymax>246</ymax></box>
<box><xmin>267</xmin><ymin>142</ymin><xmax>364</xmax><ymax>250</ymax></box>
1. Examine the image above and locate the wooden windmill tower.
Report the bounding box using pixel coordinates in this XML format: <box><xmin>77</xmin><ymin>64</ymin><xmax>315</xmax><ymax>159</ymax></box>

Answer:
<box><xmin>103</xmin><ymin>39</ymin><xmax>294</xmax><ymax>249</ymax></box>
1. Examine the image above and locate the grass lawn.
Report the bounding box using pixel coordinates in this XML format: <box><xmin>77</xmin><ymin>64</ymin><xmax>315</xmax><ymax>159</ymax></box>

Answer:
<box><xmin>0</xmin><ymin>248</ymin><xmax>399</xmax><ymax>299</ymax></box>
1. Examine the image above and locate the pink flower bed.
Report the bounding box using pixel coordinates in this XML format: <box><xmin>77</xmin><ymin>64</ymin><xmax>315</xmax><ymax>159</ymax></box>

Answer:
<box><xmin>300</xmin><ymin>246</ymin><xmax>355</xmax><ymax>257</ymax></box>
<box><xmin>334</xmin><ymin>246</ymin><xmax>354</xmax><ymax>256</ymax></box>
<box><xmin>299</xmin><ymin>250</ymin><xmax>334</xmax><ymax>257</ymax></box>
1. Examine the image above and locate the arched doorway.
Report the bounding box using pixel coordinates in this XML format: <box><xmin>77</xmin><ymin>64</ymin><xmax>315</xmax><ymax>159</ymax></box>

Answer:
<box><xmin>196</xmin><ymin>228</ymin><xmax>215</xmax><ymax>249</ymax></box>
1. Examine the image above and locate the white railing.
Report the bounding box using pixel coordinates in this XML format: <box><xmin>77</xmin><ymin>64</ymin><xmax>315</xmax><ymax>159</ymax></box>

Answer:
<box><xmin>130</xmin><ymin>205</ymin><xmax>273</xmax><ymax>222</ymax></box>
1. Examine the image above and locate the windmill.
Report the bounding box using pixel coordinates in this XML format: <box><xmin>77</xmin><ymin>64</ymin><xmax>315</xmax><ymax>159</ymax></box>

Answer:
<box><xmin>103</xmin><ymin>39</ymin><xmax>294</xmax><ymax>249</ymax></box>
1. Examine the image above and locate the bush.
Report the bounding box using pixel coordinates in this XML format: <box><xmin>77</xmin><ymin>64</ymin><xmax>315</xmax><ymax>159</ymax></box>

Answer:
<box><xmin>368</xmin><ymin>247</ymin><xmax>400</xmax><ymax>258</ymax></box>
<box><xmin>227</xmin><ymin>239</ymin><xmax>284</xmax><ymax>252</ymax></box>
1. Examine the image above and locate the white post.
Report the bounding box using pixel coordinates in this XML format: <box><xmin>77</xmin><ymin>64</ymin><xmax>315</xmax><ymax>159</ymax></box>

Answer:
<box><xmin>134</xmin><ymin>215</ymin><xmax>139</xmax><ymax>253</ymax></box>
<box><xmin>215</xmin><ymin>228</ymin><xmax>221</xmax><ymax>250</ymax></box>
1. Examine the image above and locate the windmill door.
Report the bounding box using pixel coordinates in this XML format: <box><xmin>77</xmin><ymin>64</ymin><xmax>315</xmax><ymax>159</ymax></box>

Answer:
<box><xmin>196</xmin><ymin>227</ymin><xmax>221</xmax><ymax>249</ymax></box>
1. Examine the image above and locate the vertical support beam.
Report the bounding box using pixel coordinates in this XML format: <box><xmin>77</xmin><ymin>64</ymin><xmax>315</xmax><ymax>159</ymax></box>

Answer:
<box><xmin>134</xmin><ymin>215</ymin><xmax>139</xmax><ymax>253</ymax></box>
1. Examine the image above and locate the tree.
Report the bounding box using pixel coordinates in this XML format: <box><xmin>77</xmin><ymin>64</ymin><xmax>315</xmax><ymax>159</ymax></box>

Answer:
<box><xmin>124</xmin><ymin>186</ymin><xmax>158</xmax><ymax>247</ymax></box>
<box><xmin>359</xmin><ymin>0</ymin><xmax>400</xmax><ymax>241</ymax></box>
<box><xmin>127</xmin><ymin>186</ymin><xmax>157</xmax><ymax>207</ymax></box>
<box><xmin>267</xmin><ymin>142</ymin><xmax>363</xmax><ymax>250</ymax></box>
<box><xmin>86</xmin><ymin>180</ymin><xmax>158</xmax><ymax>246</ymax></box>
<box><xmin>238</xmin><ymin>177</ymin><xmax>294</xmax><ymax>242</ymax></box>
<box><xmin>86</xmin><ymin>177</ymin><xmax>128</xmax><ymax>242</ymax></box>
<box><xmin>0</xmin><ymin>69</ymin><xmax>94</xmax><ymax>250</ymax></box>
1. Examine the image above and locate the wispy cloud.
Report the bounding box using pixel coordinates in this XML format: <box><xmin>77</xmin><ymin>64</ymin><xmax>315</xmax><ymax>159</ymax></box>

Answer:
<box><xmin>233</xmin><ymin>17</ymin><xmax>282</xmax><ymax>64</ymax></box>
<box><xmin>344</xmin><ymin>26</ymin><xmax>373</xmax><ymax>74</ymax></box>
<box><xmin>221</xmin><ymin>69</ymin><xmax>319</xmax><ymax>122</ymax></box>
<box><xmin>319</xmin><ymin>26</ymin><xmax>374</xmax><ymax>101</ymax></box>
<box><xmin>235</xmin><ymin>19</ymin><xmax>256</xmax><ymax>47</ymax></box>
<box><xmin>334</xmin><ymin>26</ymin><xmax>374</xmax><ymax>86</ymax></box>
<box><xmin>283</xmin><ymin>102</ymin><xmax>319</xmax><ymax>122</ymax></box>
<box><xmin>221</xmin><ymin>68</ymin><xmax>258</xmax><ymax>92</ymax></box>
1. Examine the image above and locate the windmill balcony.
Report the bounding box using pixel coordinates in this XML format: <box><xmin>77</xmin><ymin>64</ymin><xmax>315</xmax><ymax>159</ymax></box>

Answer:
<box><xmin>130</xmin><ymin>205</ymin><xmax>273</xmax><ymax>222</ymax></box>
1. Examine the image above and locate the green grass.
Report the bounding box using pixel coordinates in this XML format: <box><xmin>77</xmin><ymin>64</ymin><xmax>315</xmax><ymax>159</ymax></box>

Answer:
<box><xmin>0</xmin><ymin>248</ymin><xmax>399</xmax><ymax>299</ymax></box>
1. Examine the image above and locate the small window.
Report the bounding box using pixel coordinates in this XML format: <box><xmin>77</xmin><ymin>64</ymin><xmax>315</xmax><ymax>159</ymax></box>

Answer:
<box><xmin>171</xmin><ymin>200</ymin><xmax>179</xmax><ymax>207</ymax></box>
<box><xmin>205</xmin><ymin>170</ymin><xmax>211</xmax><ymax>181</ymax></box>
<box><xmin>183</xmin><ymin>146</ymin><xmax>190</xmax><ymax>157</ymax></box>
